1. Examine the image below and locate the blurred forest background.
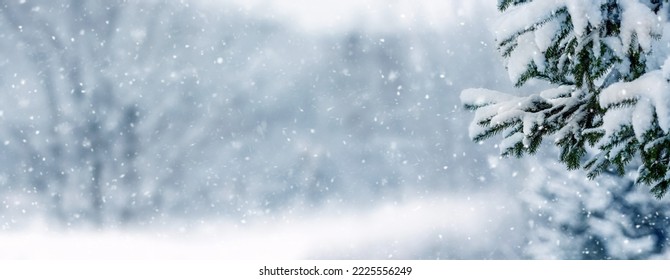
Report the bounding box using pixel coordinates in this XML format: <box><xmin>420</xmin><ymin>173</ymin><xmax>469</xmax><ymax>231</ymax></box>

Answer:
<box><xmin>0</xmin><ymin>0</ymin><xmax>668</xmax><ymax>259</ymax></box>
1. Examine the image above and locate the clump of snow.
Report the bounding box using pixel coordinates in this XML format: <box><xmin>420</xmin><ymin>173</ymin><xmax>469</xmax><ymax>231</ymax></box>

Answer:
<box><xmin>600</xmin><ymin>71</ymin><xmax>670</xmax><ymax>140</ymax></box>
<box><xmin>564</xmin><ymin>0</ymin><xmax>603</xmax><ymax>36</ymax></box>
<box><xmin>662</xmin><ymin>57</ymin><xmax>670</xmax><ymax>80</ymax></box>
<box><xmin>619</xmin><ymin>0</ymin><xmax>662</xmax><ymax>52</ymax></box>
<box><xmin>495</xmin><ymin>0</ymin><xmax>564</xmax><ymax>43</ymax></box>
<box><xmin>507</xmin><ymin>32</ymin><xmax>544</xmax><ymax>82</ymax></box>
<box><xmin>534</xmin><ymin>19</ymin><xmax>561</xmax><ymax>52</ymax></box>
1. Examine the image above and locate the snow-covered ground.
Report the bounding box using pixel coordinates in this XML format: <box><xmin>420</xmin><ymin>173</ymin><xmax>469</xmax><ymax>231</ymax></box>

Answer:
<box><xmin>0</xmin><ymin>190</ymin><xmax>522</xmax><ymax>259</ymax></box>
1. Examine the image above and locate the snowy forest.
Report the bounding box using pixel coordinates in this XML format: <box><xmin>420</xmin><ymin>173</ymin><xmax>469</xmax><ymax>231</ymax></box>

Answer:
<box><xmin>1</xmin><ymin>0</ymin><xmax>669</xmax><ymax>259</ymax></box>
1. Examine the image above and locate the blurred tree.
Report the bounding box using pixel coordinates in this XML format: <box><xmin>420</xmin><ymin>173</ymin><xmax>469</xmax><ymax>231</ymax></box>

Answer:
<box><xmin>0</xmin><ymin>0</ymin><xmax>221</xmax><ymax>226</ymax></box>
<box><xmin>522</xmin><ymin>156</ymin><xmax>670</xmax><ymax>259</ymax></box>
<box><xmin>1</xmin><ymin>0</ymin><xmax>139</xmax><ymax>225</ymax></box>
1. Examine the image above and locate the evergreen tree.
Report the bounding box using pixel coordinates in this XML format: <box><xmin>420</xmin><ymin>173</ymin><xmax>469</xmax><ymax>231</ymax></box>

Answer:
<box><xmin>521</xmin><ymin>155</ymin><xmax>670</xmax><ymax>259</ymax></box>
<box><xmin>462</xmin><ymin>0</ymin><xmax>670</xmax><ymax>198</ymax></box>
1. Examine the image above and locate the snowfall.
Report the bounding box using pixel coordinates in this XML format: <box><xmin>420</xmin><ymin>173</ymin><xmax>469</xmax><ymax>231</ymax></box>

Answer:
<box><xmin>0</xmin><ymin>0</ymin><xmax>666</xmax><ymax>260</ymax></box>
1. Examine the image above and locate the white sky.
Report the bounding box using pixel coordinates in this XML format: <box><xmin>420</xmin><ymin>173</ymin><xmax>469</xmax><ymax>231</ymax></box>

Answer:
<box><xmin>200</xmin><ymin>0</ymin><xmax>491</xmax><ymax>32</ymax></box>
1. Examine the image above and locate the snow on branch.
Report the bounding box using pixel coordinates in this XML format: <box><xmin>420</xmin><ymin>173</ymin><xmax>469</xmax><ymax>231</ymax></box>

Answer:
<box><xmin>461</xmin><ymin>86</ymin><xmax>584</xmax><ymax>157</ymax></box>
<box><xmin>463</xmin><ymin>0</ymin><xmax>670</xmax><ymax>197</ymax></box>
<box><xmin>619</xmin><ymin>0</ymin><xmax>663</xmax><ymax>52</ymax></box>
<box><xmin>600</xmin><ymin>70</ymin><xmax>670</xmax><ymax>141</ymax></box>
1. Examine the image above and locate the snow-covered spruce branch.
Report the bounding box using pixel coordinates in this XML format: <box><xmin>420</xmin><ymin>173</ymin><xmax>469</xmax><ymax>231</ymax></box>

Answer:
<box><xmin>461</xmin><ymin>85</ymin><xmax>600</xmax><ymax>168</ymax></box>
<box><xmin>463</xmin><ymin>0</ymin><xmax>670</xmax><ymax>198</ymax></box>
<box><xmin>588</xmin><ymin>65</ymin><xmax>670</xmax><ymax>198</ymax></box>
